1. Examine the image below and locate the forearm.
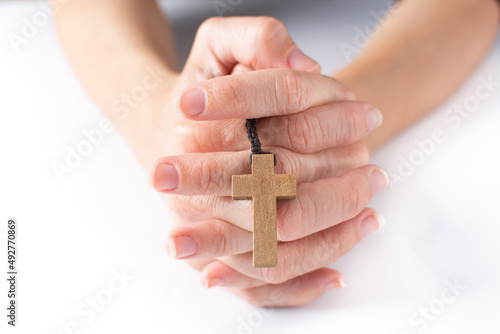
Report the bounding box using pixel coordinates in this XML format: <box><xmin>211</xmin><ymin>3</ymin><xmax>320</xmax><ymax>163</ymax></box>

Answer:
<box><xmin>53</xmin><ymin>0</ymin><xmax>179</xmax><ymax>162</ymax></box>
<box><xmin>335</xmin><ymin>0</ymin><xmax>499</xmax><ymax>151</ymax></box>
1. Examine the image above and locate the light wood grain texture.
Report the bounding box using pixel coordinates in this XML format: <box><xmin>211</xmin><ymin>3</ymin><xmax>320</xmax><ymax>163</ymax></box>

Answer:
<box><xmin>232</xmin><ymin>154</ymin><xmax>296</xmax><ymax>268</ymax></box>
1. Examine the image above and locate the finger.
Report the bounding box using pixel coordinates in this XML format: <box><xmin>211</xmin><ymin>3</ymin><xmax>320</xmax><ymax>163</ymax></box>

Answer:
<box><xmin>165</xmin><ymin>189</ymin><xmax>380</xmax><ymax>260</ymax></box>
<box><xmin>184</xmin><ymin>258</ymin><xmax>215</xmax><ymax>272</ymax></box>
<box><xmin>176</xmin><ymin>69</ymin><xmax>355</xmax><ymax>120</ymax></box>
<box><xmin>200</xmin><ymin>261</ymin><xmax>346</xmax><ymax>307</ymax></box>
<box><xmin>230</xmin><ymin>268</ymin><xmax>345</xmax><ymax>307</ymax></box>
<box><xmin>150</xmin><ymin>144</ymin><xmax>369</xmax><ymax>196</ymax></box>
<box><xmin>259</xmin><ymin>102</ymin><xmax>383</xmax><ymax>153</ymax></box>
<box><xmin>218</xmin><ymin>208</ymin><xmax>385</xmax><ymax>285</ymax></box>
<box><xmin>200</xmin><ymin>261</ymin><xmax>264</xmax><ymax>289</ymax></box>
<box><xmin>163</xmin><ymin>165</ymin><xmax>388</xmax><ymax>241</ymax></box>
<box><xmin>200</xmin><ymin>260</ymin><xmax>344</xmax><ymax>295</ymax></box>
<box><xmin>231</xmin><ymin>64</ymin><xmax>253</xmax><ymax>75</ymax></box>
<box><xmin>276</xmin><ymin>165</ymin><xmax>388</xmax><ymax>241</ymax></box>
<box><xmin>185</xmin><ymin>16</ymin><xmax>320</xmax><ymax>80</ymax></box>
<box><xmin>165</xmin><ymin>219</ymin><xmax>252</xmax><ymax>259</ymax></box>
<box><xmin>177</xmin><ymin>102</ymin><xmax>381</xmax><ymax>154</ymax></box>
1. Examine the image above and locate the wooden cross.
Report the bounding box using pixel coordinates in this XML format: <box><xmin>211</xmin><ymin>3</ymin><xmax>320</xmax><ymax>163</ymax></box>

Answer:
<box><xmin>232</xmin><ymin>154</ymin><xmax>296</xmax><ymax>268</ymax></box>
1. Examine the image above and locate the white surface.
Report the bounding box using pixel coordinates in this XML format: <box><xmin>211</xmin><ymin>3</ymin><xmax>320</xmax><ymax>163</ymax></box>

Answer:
<box><xmin>1</xmin><ymin>1</ymin><xmax>500</xmax><ymax>333</ymax></box>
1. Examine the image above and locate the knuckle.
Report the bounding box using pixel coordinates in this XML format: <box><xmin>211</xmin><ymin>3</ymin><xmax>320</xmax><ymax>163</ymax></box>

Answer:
<box><xmin>258</xmin><ymin>267</ymin><xmax>278</xmax><ymax>284</ymax></box>
<box><xmin>198</xmin><ymin>17</ymin><xmax>221</xmax><ymax>35</ymax></box>
<box><xmin>273</xmin><ymin>69</ymin><xmax>309</xmax><ymax>114</ymax></box>
<box><xmin>310</xmin><ymin>235</ymin><xmax>332</xmax><ymax>265</ymax></box>
<box><xmin>278</xmin><ymin>194</ymin><xmax>311</xmax><ymax>241</ymax></box>
<box><xmin>197</xmin><ymin>156</ymin><xmax>222</xmax><ymax>194</ymax></box>
<box><xmin>326</xmin><ymin>231</ymin><xmax>345</xmax><ymax>260</ymax></box>
<box><xmin>275</xmin><ymin>150</ymin><xmax>300</xmax><ymax>176</ymax></box>
<box><xmin>209</xmin><ymin>222</ymin><xmax>229</xmax><ymax>256</ymax></box>
<box><xmin>168</xmin><ymin>195</ymin><xmax>219</xmax><ymax>219</ymax></box>
<box><xmin>301</xmin><ymin>191</ymin><xmax>318</xmax><ymax>236</ymax></box>
<box><xmin>201</xmin><ymin>196</ymin><xmax>220</xmax><ymax>217</ymax></box>
<box><xmin>345</xmin><ymin>187</ymin><xmax>362</xmax><ymax>216</ymax></box>
<box><xmin>324</xmin><ymin>225</ymin><xmax>357</xmax><ymax>260</ymax></box>
<box><xmin>224</xmin><ymin>77</ymin><xmax>248</xmax><ymax>114</ymax></box>
<box><xmin>337</xmin><ymin>231</ymin><xmax>355</xmax><ymax>257</ymax></box>
<box><xmin>167</xmin><ymin>195</ymin><xmax>191</xmax><ymax>217</ymax></box>
<box><xmin>183</xmin><ymin>155</ymin><xmax>225</xmax><ymax>195</ymax></box>
<box><xmin>337</xmin><ymin>110</ymin><xmax>360</xmax><ymax>145</ymax></box>
<box><xmin>286</xmin><ymin>113</ymin><xmax>321</xmax><ymax>152</ymax></box>
<box><xmin>258</xmin><ymin>253</ymin><xmax>289</xmax><ymax>284</ymax></box>
<box><xmin>340</xmin><ymin>186</ymin><xmax>366</xmax><ymax>218</ymax></box>
<box><xmin>255</xmin><ymin>17</ymin><xmax>287</xmax><ymax>45</ymax></box>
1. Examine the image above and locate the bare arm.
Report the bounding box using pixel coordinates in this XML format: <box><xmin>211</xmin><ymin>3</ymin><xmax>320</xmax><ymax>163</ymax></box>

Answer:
<box><xmin>336</xmin><ymin>0</ymin><xmax>500</xmax><ymax>151</ymax></box>
<box><xmin>53</xmin><ymin>0</ymin><xmax>179</xmax><ymax>163</ymax></box>
<box><xmin>51</xmin><ymin>0</ymin><xmax>500</xmax><ymax>307</ymax></box>
<box><xmin>53</xmin><ymin>5</ymin><xmax>390</xmax><ymax>307</ymax></box>
<box><xmin>54</xmin><ymin>0</ymin><xmax>499</xmax><ymax>157</ymax></box>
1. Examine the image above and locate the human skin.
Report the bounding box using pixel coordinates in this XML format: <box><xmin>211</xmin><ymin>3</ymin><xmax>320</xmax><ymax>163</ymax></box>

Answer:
<box><xmin>53</xmin><ymin>0</ymin><xmax>499</xmax><ymax>306</ymax></box>
<box><xmin>336</xmin><ymin>0</ymin><xmax>500</xmax><ymax>151</ymax></box>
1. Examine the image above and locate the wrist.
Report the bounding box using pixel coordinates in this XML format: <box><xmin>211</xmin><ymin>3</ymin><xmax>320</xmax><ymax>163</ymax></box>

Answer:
<box><xmin>112</xmin><ymin>68</ymin><xmax>181</xmax><ymax>168</ymax></box>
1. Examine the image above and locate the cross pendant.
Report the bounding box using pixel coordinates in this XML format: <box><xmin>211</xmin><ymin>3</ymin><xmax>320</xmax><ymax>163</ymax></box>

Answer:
<box><xmin>232</xmin><ymin>154</ymin><xmax>296</xmax><ymax>268</ymax></box>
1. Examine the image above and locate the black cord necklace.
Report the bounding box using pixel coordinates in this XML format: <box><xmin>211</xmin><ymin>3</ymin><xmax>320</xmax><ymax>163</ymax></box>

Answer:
<box><xmin>245</xmin><ymin>118</ymin><xmax>276</xmax><ymax>165</ymax></box>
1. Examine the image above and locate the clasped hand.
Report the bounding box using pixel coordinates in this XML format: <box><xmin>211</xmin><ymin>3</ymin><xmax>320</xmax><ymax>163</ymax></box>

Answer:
<box><xmin>147</xmin><ymin>17</ymin><xmax>387</xmax><ymax>307</ymax></box>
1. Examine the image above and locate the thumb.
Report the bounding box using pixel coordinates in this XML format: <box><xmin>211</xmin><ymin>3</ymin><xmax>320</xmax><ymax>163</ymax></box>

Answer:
<box><xmin>184</xmin><ymin>16</ymin><xmax>320</xmax><ymax>79</ymax></box>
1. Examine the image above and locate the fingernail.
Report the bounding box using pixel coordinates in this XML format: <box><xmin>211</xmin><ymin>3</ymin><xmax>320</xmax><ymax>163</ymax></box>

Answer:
<box><xmin>371</xmin><ymin>168</ymin><xmax>388</xmax><ymax>195</ymax></box>
<box><xmin>204</xmin><ymin>277</ymin><xmax>226</xmax><ymax>289</ymax></box>
<box><xmin>179</xmin><ymin>88</ymin><xmax>206</xmax><ymax>116</ymax></box>
<box><xmin>366</xmin><ymin>107</ymin><xmax>383</xmax><ymax>133</ymax></box>
<box><xmin>323</xmin><ymin>278</ymin><xmax>346</xmax><ymax>292</ymax></box>
<box><xmin>287</xmin><ymin>48</ymin><xmax>321</xmax><ymax>72</ymax></box>
<box><xmin>360</xmin><ymin>212</ymin><xmax>386</xmax><ymax>239</ymax></box>
<box><xmin>154</xmin><ymin>163</ymin><xmax>178</xmax><ymax>191</ymax></box>
<box><xmin>166</xmin><ymin>236</ymin><xmax>197</xmax><ymax>259</ymax></box>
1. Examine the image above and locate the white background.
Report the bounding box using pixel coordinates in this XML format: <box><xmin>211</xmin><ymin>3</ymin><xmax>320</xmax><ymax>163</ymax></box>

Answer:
<box><xmin>1</xmin><ymin>1</ymin><xmax>500</xmax><ymax>333</ymax></box>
